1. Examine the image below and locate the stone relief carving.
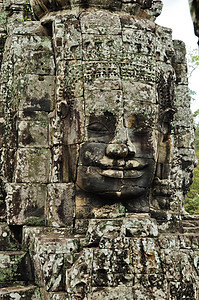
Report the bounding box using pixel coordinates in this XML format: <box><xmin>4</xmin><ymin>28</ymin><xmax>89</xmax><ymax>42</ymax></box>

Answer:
<box><xmin>0</xmin><ymin>1</ymin><xmax>199</xmax><ymax>298</ymax></box>
<box><xmin>0</xmin><ymin>0</ymin><xmax>196</xmax><ymax>224</ymax></box>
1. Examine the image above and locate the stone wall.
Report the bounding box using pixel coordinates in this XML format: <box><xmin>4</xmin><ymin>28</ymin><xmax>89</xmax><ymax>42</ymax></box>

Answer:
<box><xmin>189</xmin><ymin>0</ymin><xmax>199</xmax><ymax>38</ymax></box>
<box><xmin>0</xmin><ymin>0</ymin><xmax>199</xmax><ymax>299</ymax></box>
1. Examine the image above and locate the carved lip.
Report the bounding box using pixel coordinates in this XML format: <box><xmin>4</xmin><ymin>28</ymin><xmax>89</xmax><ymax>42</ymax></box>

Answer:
<box><xmin>98</xmin><ymin>159</ymin><xmax>147</xmax><ymax>171</ymax></box>
<box><xmin>97</xmin><ymin>160</ymin><xmax>147</xmax><ymax>179</ymax></box>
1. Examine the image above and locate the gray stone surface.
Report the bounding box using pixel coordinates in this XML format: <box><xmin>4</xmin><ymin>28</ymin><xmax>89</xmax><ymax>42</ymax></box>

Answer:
<box><xmin>0</xmin><ymin>0</ymin><xmax>198</xmax><ymax>298</ymax></box>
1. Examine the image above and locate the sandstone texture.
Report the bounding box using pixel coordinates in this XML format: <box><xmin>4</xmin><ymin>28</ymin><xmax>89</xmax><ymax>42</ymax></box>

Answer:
<box><xmin>0</xmin><ymin>0</ymin><xmax>198</xmax><ymax>299</ymax></box>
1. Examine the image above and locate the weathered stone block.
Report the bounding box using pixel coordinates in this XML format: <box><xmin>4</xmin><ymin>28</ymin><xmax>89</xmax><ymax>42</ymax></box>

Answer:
<box><xmin>0</xmin><ymin>224</ymin><xmax>20</xmax><ymax>251</ymax></box>
<box><xmin>23</xmin><ymin>227</ymin><xmax>79</xmax><ymax>255</ymax></box>
<box><xmin>155</xmin><ymin>25</ymin><xmax>174</xmax><ymax>63</ymax></box>
<box><xmin>129</xmin><ymin>238</ymin><xmax>143</xmax><ymax>273</ymax></box>
<box><xmin>91</xmin><ymin>203</ymin><xmax>126</xmax><ymax>219</ymax></box>
<box><xmin>173</xmin><ymin>39</ymin><xmax>187</xmax><ymax>64</ymax></box>
<box><xmin>168</xmin><ymin>280</ymin><xmax>198</xmax><ymax>299</ymax></box>
<box><xmin>84</xmin><ymin>90</ymin><xmax>123</xmax><ymax>116</ymax></box>
<box><xmin>66</xmin><ymin>248</ymin><xmax>93</xmax><ymax>296</ymax></box>
<box><xmin>12</xmin><ymin>28</ymin><xmax>52</xmax><ymax>51</ymax></box>
<box><xmin>75</xmin><ymin>192</ymin><xmax>98</xmax><ymax>219</ymax></box>
<box><xmin>122</xmin><ymin>28</ymin><xmax>156</xmax><ymax>57</ymax></box>
<box><xmin>81</xmin><ymin>11</ymin><xmax>121</xmax><ymax>35</ymax></box>
<box><xmin>90</xmin><ymin>286</ymin><xmax>134</xmax><ymax>299</ymax></box>
<box><xmin>83</xmin><ymin>61</ymin><xmax>120</xmax><ymax>86</ymax></box>
<box><xmin>0</xmin><ymin>285</ymin><xmax>42</xmax><ymax>299</ymax></box>
<box><xmin>23</xmin><ymin>227</ymin><xmax>81</xmax><ymax>291</ymax></box>
<box><xmin>122</xmin><ymin>81</ymin><xmax>157</xmax><ymax>103</ymax></box>
<box><xmin>14</xmin><ymin>148</ymin><xmax>50</xmax><ymax>183</ymax></box>
<box><xmin>175</xmin><ymin>129</ymin><xmax>195</xmax><ymax>149</ymax></box>
<box><xmin>50</xmin><ymin>144</ymin><xmax>79</xmax><ymax>183</ymax></box>
<box><xmin>48</xmin><ymin>292</ymin><xmax>68</xmax><ymax>299</ymax></box>
<box><xmin>191</xmin><ymin>235</ymin><xmax>199</xmax><ymax>249</ymax></box>
<box><xmin>54</xmin><ymin>18</ymin><xmax>82</xmax><ymax>61</ymax></box>
<box><xmin>38</xmin><ymin>253</ymin><xmax>65</xmax><ymax>291</ymax></box>
<box><xmin>85</xmin><ymin>218</ymin><xmax>124</xmax><ymax>246</ymax></box>
<box><xmin>121</xmin><ymin>55</ymin><xmax>156</xmax><ymax>83</ymax></box>
<box><xmin>82</xmin><ymin>34</ymin><xmax>123</xmax><ymax>61</ymax></box>
<box><xmin>14</xmin><ymin>51</ymin><xmax>55</xmax><ymax>76</ymax></box>
<box><xmin>74</xmin><ymin>218</ymin><xmax>89</xmax><ymax>235</ymax></box>
<box><xmin>6</xmin><ymin>183</ymin><xmax>46</xmax><ymax>225</ymax></box>
<box><xmin>161</xmin><ymin>249</ymin><xmax>198</xmax><ymax>281</ymax></box>
<box><xmin>61</xmin><ymin>97</ymin><xmax>85</xmax><ymax>145</ymax></box>
<box><xmin>61</xmin><ymin>60</ymin><xmax>83</xmax><ymax>98</ymax></box>
<box><xmin>99</xmin><ymin>236</ymin><xmax>130</xmax><ymax>250</ymax></box>
<box><xmin>93</xmin><ymin>248</ymin><xmax>113</xmax><ymax>273</ymax></box>
<box><xmin>18</xmin><ymin>110</ymin><xmax>50</xmax><ymax>122</ymax></box>
<box><xmin>0</xmin><ymin>116</ymin><xmax>5</xmax><ymax>147</ymax></box>
<box><xmin>122</xmin><ymin>215</ymin><xmax>158</xmax><ymax>237</ymax></box>
<box><xmin>18</xmin><ymin>120</ymin><xmax>49</xmax><ymax>148</ymax></box>
<box><xmin>84</xmin><ymin>78</ymin><xmax>121</xmax><ymax>91</ymax></box>
<box><xmin>0</xmin><ymin>101</ymin><xmax>5</xmax><ymax>117</ymax></box>
<box><xmin>50</xmin><ymin>145</ymin><xmax>65</xmax><ymax>183</ymax></box>
<box><xmin>141</xmin><ymin>238</ymin><xmax>162</xmax><ymax>273</ymax></box>
<box><xmin>133</xmin><ymin>274</ymin><xmax>168</xmax><ymax>299</ymax></box>
<box><xmin>174</xmin><ymin>85</ymin><xmax>191</xmax><ymax>108</ymax></box>
<box><xmin>17</xmin><ymin>75</ymin><xmax>55</xmax><ymax>112</ymax></box>
<box><xmin>0</xmin><ymin>251</ymin><xmax>27</xmax><ymax>285</ymax></box>
<box><xmin>173</xmin><ymin>107</ymin><xmax>194</xmax><ymax>128</ymax></box>
<box><xmin>47</xmin><ymin>183</ymin><xmax>75</xmax><ymax>227</ymax></box>
<box><xmin>158</xmin><ymin>235</ymin><xmax>181</xmax><ymax>250</ymax></box>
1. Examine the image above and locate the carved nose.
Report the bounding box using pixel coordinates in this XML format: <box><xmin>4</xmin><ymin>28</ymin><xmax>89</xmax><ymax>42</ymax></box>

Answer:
<box><xmin>127</xmin><ymin>140</ymin><xmax>136</xmax><ymax>156</ymax></box>
<box><xmin>106</xmin><ymin>144</ymin><xmax>129</xmax><ymax>158</ymax></box>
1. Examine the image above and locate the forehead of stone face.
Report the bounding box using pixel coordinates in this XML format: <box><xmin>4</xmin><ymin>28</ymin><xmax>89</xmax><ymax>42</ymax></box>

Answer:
<box><xmin>84</xmin><ymin>89</ymin><xmax>123</xmax><ymax>117</ymax></box>
<box><xmin>123</xmin><ymin>82</ymin><xmax>157</xmax><ymax>104</ymax></box>
<box><xmin>84</xmin><ymin>87</ymin><xmax>158</xmax><ymax>125</ymax></box>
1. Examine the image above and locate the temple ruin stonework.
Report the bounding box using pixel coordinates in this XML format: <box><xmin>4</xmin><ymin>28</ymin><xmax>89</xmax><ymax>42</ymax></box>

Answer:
<box><xmin>0</xmin><ymin>0</ymin><xmax>199</xmax><ymax>298</ymax></box>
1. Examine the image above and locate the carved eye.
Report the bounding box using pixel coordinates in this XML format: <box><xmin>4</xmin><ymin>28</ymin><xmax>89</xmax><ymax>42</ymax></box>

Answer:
<box><xmin>88</xmin><ymin>122</ymin><xmax>109</xmax><ymax>133</ymax></box>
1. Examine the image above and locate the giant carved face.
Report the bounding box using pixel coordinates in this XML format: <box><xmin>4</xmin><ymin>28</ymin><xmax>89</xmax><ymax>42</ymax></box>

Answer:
<box><xmin>74</xmin><ymin>91</ymin><xmax>160</xmax><ymax>205</ymax></box>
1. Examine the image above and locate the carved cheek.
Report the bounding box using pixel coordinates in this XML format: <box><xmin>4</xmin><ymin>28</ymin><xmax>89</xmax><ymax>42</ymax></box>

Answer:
<box><xmin>128</xmin><ymin>133</ymin><xmax>156</xmax><ymax>158</ymax></box>
<box><xmin>78</xmin><ymin>142</ymin><xmax>106</xmax><ymax>166</ymax></box>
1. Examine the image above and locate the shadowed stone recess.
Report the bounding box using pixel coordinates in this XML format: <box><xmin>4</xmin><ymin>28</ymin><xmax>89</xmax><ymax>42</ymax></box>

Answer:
<box><xmin>189</xmin><ymin>0</ymin><xmax>199</xmax><ymax>38</ymax></box>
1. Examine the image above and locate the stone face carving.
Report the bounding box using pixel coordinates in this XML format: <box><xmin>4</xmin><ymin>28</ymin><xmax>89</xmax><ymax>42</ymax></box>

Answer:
<box><xmin>0</xmin><ymin>0</ymin><xmax>196</xmax><ymax>223</ymax></box>
<box><xmin>0</xmin><ymin>1</ymin><xmax>199</xmax><ymax>299</ymax></box>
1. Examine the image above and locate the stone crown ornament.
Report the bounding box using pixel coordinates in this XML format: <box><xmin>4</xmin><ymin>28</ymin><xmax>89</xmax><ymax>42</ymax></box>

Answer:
<box><xmin>30</xmin><ymin>0</ymin><xmax>163</xmax><ymax>19</ymax></box>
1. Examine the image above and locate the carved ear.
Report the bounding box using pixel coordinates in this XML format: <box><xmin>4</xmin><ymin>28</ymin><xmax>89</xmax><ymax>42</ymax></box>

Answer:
<box><xmin>159</xmin><ymin>108</ymin><xmax>175</xmax><ymax>137</ymax></box>
<box><xmin>155</xmin><ymin>108</ymin><xmax>175</xmax><ymax>180</ymax></box>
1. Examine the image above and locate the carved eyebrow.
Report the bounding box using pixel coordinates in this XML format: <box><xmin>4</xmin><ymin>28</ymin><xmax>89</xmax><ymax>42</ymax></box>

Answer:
<box><xmin>133</xmin><ymin>125</ymin><xmax>152</xmax><ymax>134</ymax></box>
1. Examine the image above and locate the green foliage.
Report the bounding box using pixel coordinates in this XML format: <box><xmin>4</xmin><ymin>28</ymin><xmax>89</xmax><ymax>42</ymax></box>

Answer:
<box><xmin>21</xmin><ymin>2</ymin><xmax>35</xmax><ymax>22</ymax></box>
<box><xmin>184</xmin><ymin>49</ymin><xmax>199</xmax><ymax>214</ymax></box>
<box><xmin>185</xmin><ymin>150</ymin><xmax>199</xmax><ymax>214</ymax></box>
<box><xmin>187</xmin><ymin>48</ymin><xmax>199</xmax><ymax>78</ymax></box>
<box><xmin>195</xmin><ymin>124</ymin><xmax>199</xmax><ymax>152</ymax></box>
<box><xmin>0</xmin><ymin>12</ymin><xmax>7</xmax><ymax>25</ymax></box>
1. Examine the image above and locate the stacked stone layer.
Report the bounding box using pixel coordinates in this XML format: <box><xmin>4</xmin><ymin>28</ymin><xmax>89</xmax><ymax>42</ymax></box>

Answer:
<box><xmin>0</xmin><ymin>0</ymin><xmax>198</xmax><ymax>299</ymax></box>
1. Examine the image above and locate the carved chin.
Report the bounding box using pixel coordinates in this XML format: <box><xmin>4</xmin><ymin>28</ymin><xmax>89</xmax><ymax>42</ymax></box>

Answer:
<box><xmin>98</xmin><ymin>169</ymin><xmax>145</xmax><ymax>179</ymax></box>
<box><xmin>76</xmin><ymin>165</ymin><xmax>154</xmax><ymax>199</ymax></box>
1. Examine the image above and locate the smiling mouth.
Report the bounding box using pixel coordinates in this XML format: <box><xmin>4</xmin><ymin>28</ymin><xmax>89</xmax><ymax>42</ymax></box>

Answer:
<box><xmin>97</xmin><ymin>160</ymin><xmax>147</xmax><ymax>179</ymax></box>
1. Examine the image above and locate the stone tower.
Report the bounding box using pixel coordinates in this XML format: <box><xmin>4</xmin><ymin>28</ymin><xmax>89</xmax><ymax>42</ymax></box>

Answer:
<box><xmin>0</xmin><ymin>0</ymin><xmax>199</xmax><ymax>298</ymax></box>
